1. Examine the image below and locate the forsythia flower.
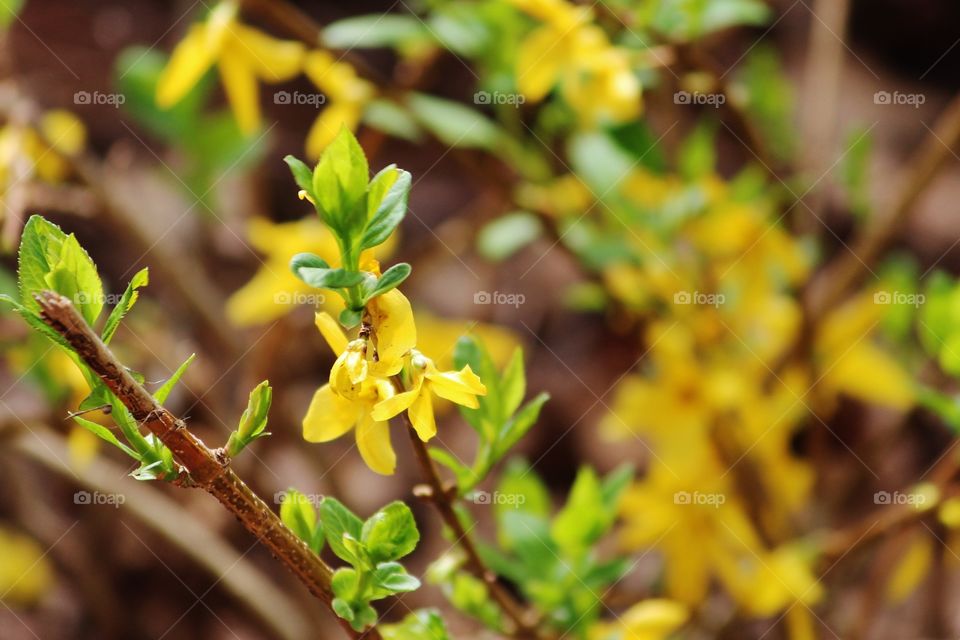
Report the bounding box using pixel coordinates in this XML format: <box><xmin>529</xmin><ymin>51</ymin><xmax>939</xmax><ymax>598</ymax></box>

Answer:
<box><xmin>303</xmin><ymin>51</ymin><xmax>374</xmax><ymax>159</ymax></box>
<box><xmin>371</xmin><ymin>350</ymin><xmax>486</xmax><ymax>441</ymax></box>
<box><xmin>156</xmin><ymin>1</ymin><xmax>304</xmax><ymax>135</ymax></box>
<box><xmin>304</xmin><ymin>289</ymin><xmax>487</xmax><ymax>474</ymax></box>
<box><xmin>510</xmin><ymin>0</ymin><xmax>640</xmax><ymax>125</ymax></box>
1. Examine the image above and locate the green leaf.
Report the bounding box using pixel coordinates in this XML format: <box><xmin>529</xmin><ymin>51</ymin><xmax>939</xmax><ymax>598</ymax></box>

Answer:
<box><xmin>362</xmin><ymin>167</ymin><xmax>411</xmax><ymax>251</ymax></box>
<box><xmin>228</xmin><ymin>380</ymin><xmax>272</xmax><ymax>456</ymax></box>
<box><xmin>567</xmin><ymin>131</ymin><xmax>634</xmax><ymax>196</ymax></box>
<box><xmin>372</xmin><ymin>561</ymin><xmax>421</xmax><ymax>595</ymax></box>
<box><xmin>497</xmin><ymin>459</ymin><xmax>551</xmax><ymax>522</ymax></box>
<box><xmin>321</xmin><ymin>498</ymin><xmax>365</xmax><ymax>565</ymax></box>
<box><xmin>364</xmin><ymin>263</ymin><xmax>412</xmax><ymax>301</ymax></box>
<box><xmin>18</xmin><ymin>215</ymin><xmax>66</xmax><ymax>316</ymax></box>
<box><xmin>332</xmin><ymin>595</ymin><xmax>356</xmax><ymax>622</ymax></box>
<box><xmin>363</xmin><ymin>99</ymin><xmax>424</xmax><ymax>143</ymax></box>
<box><xmin>495</xmin><ymin>392</ymin><xmax>549</xmax><ymax>459</ymax></box>
<box><xmin>289</xmin><ymin>252</ymin><xmax>331</xmax><ymax>273</ymax></box>
<box><xmin>101</xmin><ymin>268</ymin><xmax>149</xmax><ymax>344</ymax></box>
<box><xmin>839</xmin><ymin>126</ymin><xmax>873</xmax><ymax>219</ymax></box>
<box><xmin>44</xmin><ymin>234</ymin><xmax>104</xmax><ymax>325</ymax></box>
<box><xmin>323</xmin><ymin>14</ymin><xmax>429</xmax><ymax>50</ymax></box>
<box><xmin>476</xmin><ymin>213</ymin><xmax>543</xmax><ymax>262</ymax></box>
<box><xmin>73</xmin><ymin>416</ymin><xmax>140</xmax><ymax>460</ymax></box>
<box><xmin>551</xmin><ymin>467</ymin><xmax>609</xmax><ymax>553</ymax></box>
<box><xmin>153</xmin><ymin>353</ymin><xmax>196</xmax><ymax>404</ymax></box>
<box><xmin>339</xmin><ymin>307</ymin><xmax>363</xmax><ymax>328</ymax></box>
<box><xmin>407</xmin><ymin>93</ymin><xmax>503</xmax><ymax>150</ymax></box>
<box><xmin>361</xmin><ymin>501</ymin><xmax>420</xmax><ymax>563</ymax></box>
<box><xmin>280</xmin><ymin>489</ymin><xmax>321</xmax><ymax>550</ymax></box>
<box><xmin>294</xmin><ymin>266</ymin><xmax>366</xmax><ymax>290</ymax></box>
<box><xmin>500</xmin><ymin>348</ymin><xmax>526</xmax><ymax>416</ymax></box>
<box><xmin>734</xmin><ymin>45</ymin><xmax>795</xmax><ymax>161</ymax></box>
<box><xmin>678</xmin><ymin>121</ymin><xmax>717</xmax><ymax>180</ymax></box>
<box><xmin>600</xmin><ymin>464</ymin><xmax>634</xmax><ymax>512</ymax></box>
<box><xmin>284</xmin><ymin>155</ymin><xmax>315</xmax><ymax>196</ymax></box>
<box><xmin>382</xmin><ymin>609</ymin><xmax>452</xmax><ymax>640</ymax></box>
<box><xmin>430</xmin><ymin>448</ymin><xmax>474</xmax><ymax>489</ymax></box>
<box><xmin>0</xmin><ymin>0</ymin><xmax>24</xmax><ymax>29</ymax></box>
<box><xmin>0</xmin><ymin>295</ymin><xmax>73</xmax><ymax>350</ymax></box>
<box><xmin>313</xmin><ymin>127</ymin><xmax>369</xmax><ymax>234</ymax></box>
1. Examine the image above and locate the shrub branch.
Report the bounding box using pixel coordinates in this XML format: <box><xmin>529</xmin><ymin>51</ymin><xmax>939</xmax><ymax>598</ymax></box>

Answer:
<box><xmin>34</xmin><ymin>290</ymin><xmax>379</xmax><ymax>640</ymax></box>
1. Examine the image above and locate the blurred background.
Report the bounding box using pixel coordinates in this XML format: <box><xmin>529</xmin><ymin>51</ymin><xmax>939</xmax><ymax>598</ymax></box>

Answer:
<box><xmin>2</xmin><ymin>0</ymin><xmax>960</xmax><ymax>638</ymax></box>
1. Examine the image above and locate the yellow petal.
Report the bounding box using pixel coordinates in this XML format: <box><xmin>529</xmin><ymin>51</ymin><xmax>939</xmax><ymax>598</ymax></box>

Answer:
<box><xmin>315</xmin><ymin>312</ymin><xmax>348</xmax><ymax>354</ymax></box>
<box><xmin>218</xmin><ymin>50</ymin><xmax>260</xmax><ymax>135</ymax></box>
<box><xmin>516</xmin><ymin>26</ymin><xmax>565</xmax><ymax>101</ymax></box>
<box><xmin>368</xmin><ymin>289</ymin><xmax>417</xmax><ymax>374</ymax></box>
<box><xmin>408</xmin><ymin>388</ymin><xmax>436</xmax><ymax>441</ymax></box>
<box><xmin>230</xmin><ymin>24</ymin><xmax>304</xmax><ymax>82</ymax></box>
<box><xmin>39</xmin><ymin>110</ymin><xmax>85</xmax><ymax>157</ymax></box>
<box><xmin>226</xmin><ymin>267</ymin><xmax>309</xmax><ymax>326</ymax></box>
<box><xmin>302</xmin><ymin>384</ymin><xmax>356</xmax><ymax>442</ymax></box>
<box><xmin>371</xmin><ymin>383</ymin><xmax>421</xmax><ymax>422</ymax></box>
<box><xmin>885</xmin><ymin>533</ymin><xmax>932</xmax><ymax>603</ymax></box>
<box><xmin>822</xmin><ymin>342</ymin><xmax>915</xmax><ymax>410</ymax></box>
<box><xmin>157</xmin><ymin>24</ymin><xmax>218</xmax><ymax>108</ymax></box>
<box><xmin>356</xmin><ymin>413</ymin><xmax>396</xmax><ymax>475</ymax></box>
<box><xmin>306</xmin><ymin>101</ymin><xmax>363</xmax><ymax>160</ymax></box>
<box><xmin>616</xmin><ymin>599</ymin><xmax>688</xmax><ymax>639</ymax></box>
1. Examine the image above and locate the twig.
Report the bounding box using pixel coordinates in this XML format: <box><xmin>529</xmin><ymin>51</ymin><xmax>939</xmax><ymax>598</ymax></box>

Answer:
<box><xmin>401</xmin><ymin>416</ymin><xmax>547</xmax><ymax>639</ymax></box>
<box><xmin>33</xmin><ymin>290</ymin><xmax>379</xmax><ymax>640</ymax></box>
<box><xmin>14</xmin><ymin>424</ymin><xmax>312</xmax><ymax>640</ymax></box>
<box><xmin>807</xmin><ymin>92</ymin><xmax>960</xmax><ymax>322</ymax></box>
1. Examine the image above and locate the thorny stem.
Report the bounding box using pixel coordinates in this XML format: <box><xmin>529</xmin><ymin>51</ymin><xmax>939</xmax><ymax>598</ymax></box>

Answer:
<box><xmin>400</xmin><ymin>412</ymin><xmax>549</xmax><ymax>640</ymax></box>
<box><xmin>34</xmin><ymin>291</ymin><xmax>380</xmax><ymax>640</ymax></box>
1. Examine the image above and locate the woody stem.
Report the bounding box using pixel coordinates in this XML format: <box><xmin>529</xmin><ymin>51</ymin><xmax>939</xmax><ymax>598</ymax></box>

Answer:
<box><xmin>400</xmin><ymin>415</ymin><xmax>550</xmax><ymax>639</ymax></box>
<box><xmin>34</xmin><ymin>291</ymin><xmax>378</xmax><ymax>640</ymax></box>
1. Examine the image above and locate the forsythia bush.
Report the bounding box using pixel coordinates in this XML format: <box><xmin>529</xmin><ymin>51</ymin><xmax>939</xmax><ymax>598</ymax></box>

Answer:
<box><xmin>3</xmin><ymin>0</ymin><xmax>960</xmax><ymax>639</ymax></box>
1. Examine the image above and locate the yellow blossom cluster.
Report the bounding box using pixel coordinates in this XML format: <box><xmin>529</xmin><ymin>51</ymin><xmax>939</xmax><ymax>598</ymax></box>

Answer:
<box><xmin>156</xmin><ymin>0</ymin><xmax>372</xmax><ymax>157</ymax></box>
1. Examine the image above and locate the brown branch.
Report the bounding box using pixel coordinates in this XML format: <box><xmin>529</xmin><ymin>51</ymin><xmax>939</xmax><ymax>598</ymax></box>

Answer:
<box><xmin>33</xmin><ymin>290</ymin><xmax>379</xmax><ymax>640</ymax></box>
<box><xmin>807</xmin><ymin>92</ymin><xmax>960</xmax><ymax>322</ymax></box>
<box><xmin>401</xmin><ymin>416</ymin><xmax>548</xmax><ymax>640</ymax></box>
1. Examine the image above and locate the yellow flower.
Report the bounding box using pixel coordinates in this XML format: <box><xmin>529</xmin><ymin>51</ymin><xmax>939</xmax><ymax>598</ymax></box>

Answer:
<box><xmin>226</xmin><ymin>216</ymin><xmax>395</xmax><ymax>326</ymax></box>
<box><xmin>371</xmin><ymin>350</ymin><xmax>486</xmax><ymax>441</ymax></box>
<box><xmin>156</xmin><ymin>1</ymin><xmax>304</xmax><ymax>134</ymax></box>
<box><xmin>815</xmin><ymin>293</ymin><xmax>915</xmax><ymax>411</ymax></box>
<box><xmin>511</xmin><ymin>0</ymin><xmax>640</xmax><ymax>125</ymax></box>
<box><xmin>303</xmin><ymin>377</ymin><xmax>399</xmax><ymax>475</ymax></box>
<box><xmin>0</xmin><ymin>526</ymin><xmax>53</xmax><ymax>606</ymax></box>
<box><xmin>588</xmin><ymin>599</ymin><xmax>688</xmax><ymax>640</ymax></box>
<box><xmin>366</xmin><ymin>289</ymin><xmax>418</xmax><ymax>375</ymax></box>
<box><xmin>302</xmin><ymin>50</ymin><xmax>374</xmax><ymax>159</ymax></box>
